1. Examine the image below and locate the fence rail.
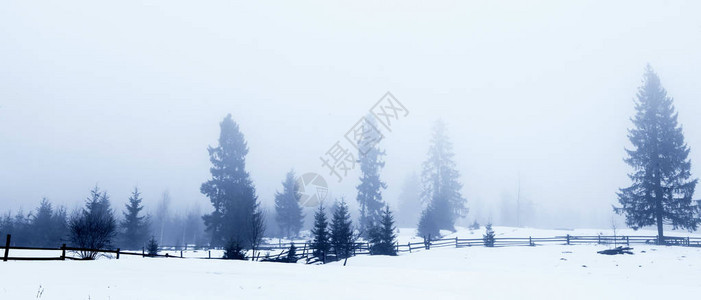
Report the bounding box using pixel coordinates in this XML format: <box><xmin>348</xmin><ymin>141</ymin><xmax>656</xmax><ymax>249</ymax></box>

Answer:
<box><xmin>4</xmin><ymin>233</ymin><xmax>701</xmax><ymax>262</ymax></box>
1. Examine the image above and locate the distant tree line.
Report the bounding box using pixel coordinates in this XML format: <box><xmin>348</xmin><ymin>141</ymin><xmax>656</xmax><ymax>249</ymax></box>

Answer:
<box><xmin>1</xmin><ymin>111</ymin><xmax>472</xmax><ymax>261</ymax></box>
<box><xmin>0</xmin><ymin>185</ymin><xmax>204</xmax><ymax>256</ymax></box>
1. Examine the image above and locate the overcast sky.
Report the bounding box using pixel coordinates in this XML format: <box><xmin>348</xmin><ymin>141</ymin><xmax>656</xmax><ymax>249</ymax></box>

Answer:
<box><xmin>2</xmin><ymin>0</ymin><xmax>701</xmax><ymax>228</ymax></box>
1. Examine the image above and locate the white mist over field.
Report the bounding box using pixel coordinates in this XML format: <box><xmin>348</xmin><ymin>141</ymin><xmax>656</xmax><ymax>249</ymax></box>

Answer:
<box><xmin>2</xmin><ymin>0</ymin><xmax>701</xmax><ymax>230</ymax></box>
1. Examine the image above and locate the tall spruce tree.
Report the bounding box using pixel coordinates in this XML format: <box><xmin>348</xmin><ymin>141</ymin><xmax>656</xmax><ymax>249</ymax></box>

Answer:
<box><xmin>330</xmin><ymin>198</ymin><xmax>355</xmax><ymax>259</ymax></box>
<box><xmin>120</xmin><ymin>187</ymin><xmax>150</xmax><ymax>250</ymax></box>
<box><xmin>616</xmin><ymin>65</ymin><xmax>700</xmax><ymax>242</ymax></box>
<box><xmin>201</xmin><ymin>114</ymin><xmax>261</xmax><ymax>248</ymax></box>
<box><xmin>369</xmin><ymin>206</ymin><xmax>397</xmax><ymax>255</ymax></box>
<box><xmin>310</xmin><ymin>204</ymin><xmax>330</xmax><ymax>263</ymax></box>
<box><xmin>274</xmin><ymin>170</ymin><xmax>304</xmax><ymax>238</ymax></box>
<box><xmin>417</xmin><ymin>120</ymin><xmax>467</xmax><ymax>236</ymax></box>
<box><xmin>356</xmin><ymin>116</ymin><xmax>387</xmax><ymax>236</ymax></box>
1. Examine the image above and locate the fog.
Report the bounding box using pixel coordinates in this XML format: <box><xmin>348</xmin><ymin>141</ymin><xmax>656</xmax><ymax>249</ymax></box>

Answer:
<box><xmin>2</xmin><ymin>0</ymin><xmax>701</xmax><ymax>229</ymax></box>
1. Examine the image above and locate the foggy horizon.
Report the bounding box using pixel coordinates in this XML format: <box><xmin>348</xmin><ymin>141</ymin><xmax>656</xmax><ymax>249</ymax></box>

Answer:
<box><xmin>3</xmin><ymin>0</ymin><xmax>701</xmax><ymax>230</ymax></box>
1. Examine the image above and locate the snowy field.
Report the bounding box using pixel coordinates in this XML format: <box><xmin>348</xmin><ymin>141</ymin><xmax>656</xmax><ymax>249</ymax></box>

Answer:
<box><xmin>2</xmin><ymin>227</ymin><xmax>701</xmax><ymax>299</ymax></box>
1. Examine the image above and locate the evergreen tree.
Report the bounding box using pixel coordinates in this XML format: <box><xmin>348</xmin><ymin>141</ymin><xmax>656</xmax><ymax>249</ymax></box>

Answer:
<box><xmin>120</xmin><ymin>187</ymin><xmax>150</xmax><ymax>250</ymax></box>
<box><xmin>69</xmin><ymin>186</ymin><xmax>117</xmax><ymax>259</ymax></box>
<box><xmin>201</xmin><ymin>114</ymin><xmax>261</xmax><ymax>248</ymax></box>
<box><xmin>330</xmin><ymin>198</ymin><xmax>355</xmax><ymax>259</ymax></box>
<box><xmin>356</xmin><ymin>116</ymin><xmax>387</xmax><ymax>236</ymax></box>
<box><xmin>417</xmin><ymin>205</ymin><xmax>440</xmax><ymax>239</ymax></box>
<box><xmin>223</xmin><ymin>239</ymin><xmax>246</xmax><ymax>260</ymax></box>
<box><xmin>616</xmin><ymin>65</ymin><xmax>700</xmax><ymax>243</ymax></box>
<box><xmin>30</xmin><ymin>198</ymin><xmax>67</xmax><ymax>247</ymax></box>
<box><xmin>418</xmin><ymin>120</ymin><xmax>467</xmax><ymax>235</ymax></box>
<box><xmin>0</xmin><ymin>212</ymin><xmax>13</xmax><ymax>238</ymax></box>
<box><xmin>50</xmin><ymin>206</ymin><xmax>68</xmax><ymax>244</ymax></box>
<box><xmin>483</xmin><ymin>223</ymin><xmax>495</xmax><ymax>247</ymax></box>
<box><xmin>146</xmin><ymin>236</ymin><xmax>159</xmax><ymax>257</ymax></box>
<box><xmin>286</xmin><ymin>242</ymin><xmax>298</xmax><ymax>263</ymax></box>
<box><xmin>274</xmin><ymin>170</ymin><xmax>304</xmax><ymax>238</ymax></box>
<box><xmin>369</xmin><ymin>206</ymin><xmax>397</xmax><ymax>255</ymax></box>
<box><xmin>310</xmin><ymin>204</ymin><xmax>330</xmax><ymax>263</ymax></box>
<box><xmin>10</xmin><ymin>210</ymin><xmax>31</xmax><ymax>246</ymax></box>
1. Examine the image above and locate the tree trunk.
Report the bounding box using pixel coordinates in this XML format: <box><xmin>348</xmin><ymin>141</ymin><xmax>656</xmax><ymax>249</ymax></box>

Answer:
<box><xmin>655</xmin><ymin>179</ymin><xmax>664</xmax><ymax>245</ymax></box>
<box><xmin>656</xmin><ymin>208</ymin><xmax>664</xmax><ymax>245</ymax></box>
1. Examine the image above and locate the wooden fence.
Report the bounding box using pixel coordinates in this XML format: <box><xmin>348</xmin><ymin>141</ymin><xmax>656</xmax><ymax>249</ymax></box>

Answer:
<box><xmin>4</xmin><ymin>233</ymin><xmax>701</xmax><ymax>262</ymax></box>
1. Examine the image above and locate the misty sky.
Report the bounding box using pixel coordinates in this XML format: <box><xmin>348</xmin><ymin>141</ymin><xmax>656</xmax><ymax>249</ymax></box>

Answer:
<box><xmin>2</xmin><ymin>0</ymin><xmax>701</xmax><ymax>229</ymax></box>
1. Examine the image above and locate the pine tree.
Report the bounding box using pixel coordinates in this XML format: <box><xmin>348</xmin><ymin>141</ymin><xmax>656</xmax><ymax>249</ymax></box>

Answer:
<box><xmin>330</xmin><ymin>199</ymin><xmax>355</xmax><ymax>259</ymax></box>
<box><xmin>146</xmin><ymin>236</ymin><xmax>159</xmax><ymax>257</ymax></box>
<box><xmin>10</xmin><ymin>210</ymin><xmax>31</xmax><ymax>246</ymax></box>
<box><xmin>356</xmin><ymin>116</ymin><xmax>387</xmax><ymax>236</ymax></box>
<box><xmin>286</xmin><ymin>242</ymin><xmax>298</xmax><ymax>263</ymax></box>
<box><xmin>274</xmin><ymin>170</ymin><xmax>304</xmax><ymax>238</ymax></box>
<box><xmin>616</xmin><ymin>65</ymin><xmax>700</xmax><ymax>243</ymax></box>
<box><xmin>483</xmin><ymin>223</ymin><xmax>495</xmax><ymax>247</ymax></box>
<box><xmin>30</xmin><ymin>198</ymin><xmax>67</xmax><ymax>247</ymax></box>
<box><xmin>201</xmin><ymin>114</ymin><xmax>261</xmax><ymax>248</ymax></box>
<box><xmin>120</xmin><ymin>187</ymin><xmax>150</xmax><ymax>250</ymax></box>
<box><xmin>417</xmin><ymin>205</ymin><xmax>440</xmax><ymax>239</ymax></box>
<box><xmin>418</xmin><ymin>120</ymin><xmax>467</xmax><ymax>235</ymax></box>
<box><xmin>0</xmin><ymin>212</ymin><xmax>13</xmax><ymax>239</ymax></box>
<box><xmin>223</xmin><ymin>239</ymin><xmax>246</xmax><ymax>260</ymax></box>
<box><xmin>310</xmin><ymin>204</ymin><xmax>330</xmax><ymax>263</ymax></box>
<box><xmin>369</xmin><ymin>206</ymin><xmax>397</xmax><ymax>255</ymax></box>
<box><xmin>69</xmin><ymin>186</ymin><xmax>117</xmax><ymax>259</ymax></box>
<box><xmin>51</xmin><ymin>206</ymin><xmax>68</xmax><ymax>245</ymax></box>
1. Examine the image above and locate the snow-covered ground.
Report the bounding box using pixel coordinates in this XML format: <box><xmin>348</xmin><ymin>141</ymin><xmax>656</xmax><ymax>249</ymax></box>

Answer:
<box><xmin>3</xmin><ymin>227</ymin><xmax>701</xmax><ymax>299</ymax></box>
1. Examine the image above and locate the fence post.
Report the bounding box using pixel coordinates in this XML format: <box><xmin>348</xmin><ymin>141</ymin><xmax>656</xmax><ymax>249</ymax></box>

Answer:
<box><xmin>180</xmin><ymin>250</ymin><xmax>183</xmax><ymax>258</ymax></box>
<box><xmin>598</xmin><ymin>235</ymin><xmax>601</xmax><ymax>244</ymax></box>
<box><xmin>396</xmin><ymin>242</ymin><xmax>399</xmax><ymax>253</ymax></box>
<box><xmin>408</xmin><ymin>242</ymin><xmax>411</xmax><ymax>253</ymax></box>
<box><xmin>566</xmin><ymin>234</ymin><xmax>570</xmax><ymax>245</ymax></box>
<box><xmin>3</xmin><ymin>234</ymin><xmax>11</xmax><ymax>262</ymax></box>
<box><xmin>529</xmin><ymin>236</ymin><xmax>533</xmax><ymax>246</ymax></box>
<box><xmin>142</xmin><ymin>247</ymin><xmax>145</xmax><ymax>257</ymax></box>
<box><xmin>626</xmin><ymin>236</ymin><xmax>629</xmax><ymax>246</ymax></box>
<box><xmin>116</xmin><ymin>248</ymin><xmax>120</xmax><ymax>259</ymax></box>
<box><xmin>208</xmin><ymin>250</ymin><xmax>211</xmax><ymax>259</ymax></box>
<box><xmin>61</xmin><ymin>244</ymin><xmax>66</xmax><ymax>260</ymax></box>
<box><xmin>455</xmin><ymin>237</ymin><xmax>458</xmax><ymax>248</ymax></box>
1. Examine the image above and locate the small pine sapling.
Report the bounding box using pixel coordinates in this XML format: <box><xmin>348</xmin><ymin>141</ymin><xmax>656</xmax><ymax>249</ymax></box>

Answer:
<box><xmin>147</xmin><ymin>236</ymin><xmax>159</xmax><ymax>257</ymax></box>
<box><xmin>223</xmin><ymin>240</ymin><xmax>246</xmax><ymax>260</ymax></box>
<box><xmin>483</xmin><ymin>223</ymin><xmax>495</xmax><ymax>247</ymax></box>
<box><xmin>287</xmin><ymin>243</ymin><xmax>298</xmax><ymax>263</ymax></box>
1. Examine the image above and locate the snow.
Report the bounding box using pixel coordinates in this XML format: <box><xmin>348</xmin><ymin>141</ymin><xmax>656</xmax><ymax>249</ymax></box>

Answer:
<box><xmin>2</xmin><ymin>227</ymin><xmax>701</xmax><ymax>299</ymax></box>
